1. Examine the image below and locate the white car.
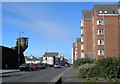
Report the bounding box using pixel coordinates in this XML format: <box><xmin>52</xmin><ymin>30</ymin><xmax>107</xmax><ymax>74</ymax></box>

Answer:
<box><xmin>54</xmin><ymin>64</ymin><xmax>61</xmax><ymax>68</ymax></box>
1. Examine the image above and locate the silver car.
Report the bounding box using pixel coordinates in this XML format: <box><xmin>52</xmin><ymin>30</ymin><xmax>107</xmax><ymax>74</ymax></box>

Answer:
<box><xmin>54</xmin><ymin>64</ymin><xmax>61</xmax><ymax>68</ymax></box>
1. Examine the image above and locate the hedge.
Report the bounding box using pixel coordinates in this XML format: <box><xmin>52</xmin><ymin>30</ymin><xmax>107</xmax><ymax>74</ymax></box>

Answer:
<box><xmin>77</xmin><ymin>57</ymin><xmax>120</xmax><ymax>79</ymax></box>
<box><xmin>96</xmin><ymin>57</ymin><xmax>120</xmax><ymax>78</ymax></box>
<box><xmin>73</xmin><ymin>58</ymin><xmax>95</xmax><ymax>68</ymax></box>
<box><xmin>78</xmin><ymin>63</ymin><xmax>99</xmax><ymax>78</ymax></box>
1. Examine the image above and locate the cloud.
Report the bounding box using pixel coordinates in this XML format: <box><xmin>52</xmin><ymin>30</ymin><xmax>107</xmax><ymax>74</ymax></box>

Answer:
<box><xmin>2</xmin><ymin>3</ymin><xmax>78</xmax><ymax>63</ymax></box>
<box><xmin>2</xmin><ymin>3</ymin><xmax>73</xmax><ymax>42</ymax></box>
<box><xmin>24</xmin><ymin>49</ymin><xmax>45</xmax><ymax>57</ymax></box>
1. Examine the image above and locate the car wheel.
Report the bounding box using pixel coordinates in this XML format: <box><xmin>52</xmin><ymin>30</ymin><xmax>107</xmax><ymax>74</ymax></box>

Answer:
<box><xmin>20</xmin><ymin>69</ymin><xmax>23</xmax><ymax>71</ymax></box>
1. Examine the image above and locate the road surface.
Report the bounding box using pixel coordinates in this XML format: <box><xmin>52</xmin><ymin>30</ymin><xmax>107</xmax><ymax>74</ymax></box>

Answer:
<box><xmin>2</xmin><ymin>67</ymin><xmax>68</xmax><ymax>83</ymax></box>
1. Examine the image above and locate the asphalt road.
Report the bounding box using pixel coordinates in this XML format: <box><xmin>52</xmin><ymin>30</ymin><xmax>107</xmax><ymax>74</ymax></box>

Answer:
<box><xmin>2</xmin><ymin>67</ymin><xmax>68</xmax><ymax>82</ymax></box>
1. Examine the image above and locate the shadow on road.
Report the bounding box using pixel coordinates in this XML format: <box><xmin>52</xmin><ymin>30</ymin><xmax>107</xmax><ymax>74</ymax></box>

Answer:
<box><xmin>2</xmin><ymin>74</ymin><xmax>21</xmax><ymax>78</ymax></box>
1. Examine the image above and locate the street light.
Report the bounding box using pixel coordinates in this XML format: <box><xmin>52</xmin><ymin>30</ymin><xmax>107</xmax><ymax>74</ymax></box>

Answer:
<box><xmin>18</xmin><ymin>32</ymin><xmax>21</xmax><ymax>68</ymax></box>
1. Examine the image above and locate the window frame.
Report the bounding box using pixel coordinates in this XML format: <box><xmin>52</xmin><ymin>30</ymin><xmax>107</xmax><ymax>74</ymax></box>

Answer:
<box><xmin>98</xmin><ymin>49</ymin><xmax>104</xmax><ymax>56</ymax></box>
<box><xmin>97</xmin><ymin>19</ymin><xmax>103</xmax><ymax>25</ymax></box>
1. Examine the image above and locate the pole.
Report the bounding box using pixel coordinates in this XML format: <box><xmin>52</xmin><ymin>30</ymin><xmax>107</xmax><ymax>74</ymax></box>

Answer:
<box><xmin>18</xmin><ymin>32</ymin><xmax>20</xmax><ymax>68</ymax></box>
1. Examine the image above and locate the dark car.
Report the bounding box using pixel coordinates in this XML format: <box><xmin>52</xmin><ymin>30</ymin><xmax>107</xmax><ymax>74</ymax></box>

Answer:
<box><xmin>27</xmin><ymin>63</ymin><xmax>35</xmax><ymax>71</ymax></box>
<box><xmin>67</xmin><ymin>63</ymin><xmax>70</xmax><ymax>67</ymax></box>
<box><xmin>38</xmin><ymin>63</ymin><xmax>46</xmax><ymax>69</ymax></box>
<box><xmin>65</xmin><ymin>63</ymin><xmax>70</xmax><ymax>67</ymax></box>
<box><xmin>19</xmin><ymin>63</ymin><xmax>31</xmax><ymax>71</ymax></box>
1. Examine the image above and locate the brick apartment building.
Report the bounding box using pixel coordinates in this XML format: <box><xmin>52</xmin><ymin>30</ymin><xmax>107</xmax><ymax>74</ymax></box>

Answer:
<box><xmin>81</xmin><ymin>10</ymin><xmax>93</xmax><ymax>59</ymax></box>
<box><xmin>72</xmin><ymin>38</ymin><xmax>81</xmax><ymax>64</ymax></box>
<box><xmin>80</xmin><ymin>4</ymin><xmax>120</xmax><ymax>60</ymax></box>
<box><xmin>72</xmin><ymin>4</ymin><xmax>120</xmax><ymax>62</ymax></box>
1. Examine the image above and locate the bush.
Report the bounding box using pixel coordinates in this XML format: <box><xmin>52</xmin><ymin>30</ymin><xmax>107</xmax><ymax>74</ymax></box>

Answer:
<box><xmin>78</xmin><ymin>63</ymin><xmax>99</xmax><ymax>78</ymax></box>
<box><xmin>77</xmin><ymin>57</ymin><xmax>120</xmax><ymax>79</ymax></box>
<box><xmin>96</xmin><ymin>57</ymin><xmax>120</xmax><ymax>78</ymax></box>
<box><xmin>73</xmin><ymin>58</ymin><xmax>95</xmax><ymax>68</ymax></box>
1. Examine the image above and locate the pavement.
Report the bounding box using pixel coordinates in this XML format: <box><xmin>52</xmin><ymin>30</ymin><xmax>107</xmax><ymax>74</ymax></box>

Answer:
<box><xmin>62</xmin><ymin>66</ymin><xmax>81</xmax><ymax>83</ymax></box>
<box><xmin>0</xmin><ymin>69</ymin><xmax>20</xmax><ymax>74</ymax></box>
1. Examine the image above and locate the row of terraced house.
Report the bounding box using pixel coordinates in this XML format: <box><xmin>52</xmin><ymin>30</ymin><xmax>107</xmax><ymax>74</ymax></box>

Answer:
<box><xmin>72</xmin><ymin>4</ymin><xmax>120</xmax><ymax>64</ymax></box>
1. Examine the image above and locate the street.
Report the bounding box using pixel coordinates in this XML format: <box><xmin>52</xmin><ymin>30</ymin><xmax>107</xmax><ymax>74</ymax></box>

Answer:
<box><xmin>2</xmin><ymin>67</ymin><xmax>68</xmax><ymax>82</ymax></box>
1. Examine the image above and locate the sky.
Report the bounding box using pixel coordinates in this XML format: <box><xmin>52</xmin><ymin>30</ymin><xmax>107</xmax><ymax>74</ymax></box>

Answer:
<box><xmin>1</xmin><ymin>2</ymin><xmax>118</xmax><ymax>63</ymax></box>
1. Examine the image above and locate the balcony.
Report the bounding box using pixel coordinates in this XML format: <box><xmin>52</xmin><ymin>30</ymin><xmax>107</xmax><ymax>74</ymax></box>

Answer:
<box><xmin>81</xmin><ymin>37</ymin><xmax>84</xmax><ymax>42</ymax></box>
<box><xmin>81</xmin><ymin>29</ymin><xmax>84</xmax><ymax>35</ymax></box>
<box><xmin>98</xmin><ymin>50</ymin><xmax>104</xmax><ymax>56</ymax></box>
<box><xmin>97</xmin><ymin>29</ymin><xmax>104</xmax><ymax>35</ymax></box>
<box><xmin>81</xmin><ymin>20</ymin><xmax>83</xmax><ymax>27</ymax></box>
<box><xmin>81</xmin><ymin>53</ymin><xmax>85</xmax><ymax>58</ymax></box>
<box><xmin>98</xmin><ymin>40</ymin><xmax>104</xmax><ymax>45</ymax></box>
<box><xmin>97</xmin><ymin>19</ymin><xmax>103</xmax><ymax>26</ymax></box>
<box><xmin>81</xmin><ymin>45</ymin><xmax>84</xmax><ymax>50</ymax></box>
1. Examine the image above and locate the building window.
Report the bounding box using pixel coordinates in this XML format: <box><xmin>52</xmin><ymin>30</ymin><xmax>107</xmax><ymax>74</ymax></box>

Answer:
<box><xmin>75</xmin><ymin>43</ymin><xmax>77</xmax><ymax>47</ymax></box>
<box><xmin>75</xmin><ymin>50</ymin><xmax>77</xmax><ymax>55</ymax></box>
<box><xmin>113</xmin><ymin>10</ymin><xmax>117</xmax><ymax>14</ymax></box>
<box><xmin>75</xmin><ymin>48</ymin><xmax>77</xmax><ymax>51</ymax></box>
<box><xmin>97</xmin><ymin>29</ymin><xmax>103</xmax><ymax>35</ymax></box>
<box><xmin>97</xmin><ymin>20</ymin><xmax>103</xmax><ymax>25</ymax></box>
<box><xmin>98</xmin><ymin>40</ymin><xmax>104</xmax><ymax>45</ymax></box>
<box><xmin>81</xmin><ymin>37</ymin><xmax>84</xmax><ymax>42</ymax></box>
<box><xmin>99</xmin><ymin>11</ymin><xmax>103</xmax><ymax>14</ymax></box>
<box><xmin>98</xmin><ymin>50</ymin><xmax>104</xmax><ymax>55</ymax></box>
<box><xmin>81</xmin><ymin>29</ymin><xmax>84</xmax><ymax>34</ymax></box>
<box><xmin>104</xmin><ymin>11</ymin><xmax>108</xmax><ymax>14</ymax></box>
<box><xmin>81</xmin><ymin>45</ymin><xmax>84</xmax><ymax>50</ymax></box>
<box><xmin>81</xmin><ymin>53</ymin><xmax>85</xmax><ymax>58</ymax></box>
<box><xmin>81</xmin><ymin>20</ymin><xmax>83</xmax><ymax>27</ymax></box>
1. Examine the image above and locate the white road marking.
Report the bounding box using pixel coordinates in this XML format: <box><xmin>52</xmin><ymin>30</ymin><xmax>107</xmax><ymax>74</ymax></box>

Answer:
<box><xmin>48</xmin><ymin>67</ymin><xmax>70</xmax><ymax>84</ymax></box>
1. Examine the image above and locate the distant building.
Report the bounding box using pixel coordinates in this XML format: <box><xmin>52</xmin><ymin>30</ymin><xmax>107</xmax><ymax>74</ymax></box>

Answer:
<box><xmin>60</xmin><ymin>56</ymin><xmax>68</xmax><ymax>66</ymax></box>
<box><xmin>80</xmin><ymin>10</ymin><xmax>93</xmax><ymax>59</ymax></box>
<box><xmin>25</xmin><ymin>56</ymin><xmax>42</xmax><ymax>64</ymax></box>
<box><xmin>72</xmin><ymin>43</ymin><xmax>76</xmax><ymax>64</ymax></box>
<box><xmin>42</xmin><ymin>52</ymin><xmax>68</xmax><ymax>66</ymax></box>
<box><xmin>42</xmin><ymin>52</ymin><xmax>59</xmax><ymax>66</ymax></box>
<box><xmin>72</xmin><ymin>38</ymin><xmax>81</xmax><ymax>64</ymax></box>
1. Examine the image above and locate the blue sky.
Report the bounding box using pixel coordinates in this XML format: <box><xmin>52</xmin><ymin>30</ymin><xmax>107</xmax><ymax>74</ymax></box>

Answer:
<box><xmin>2</xmin><ymin>2</ymin><xmax>117</xmax><ymax>63</ymax></box>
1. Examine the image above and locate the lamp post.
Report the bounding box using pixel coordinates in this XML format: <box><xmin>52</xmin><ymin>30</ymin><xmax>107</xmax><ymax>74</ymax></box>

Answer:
<box><xmin>45</xmin><ymin>49</ymin><xmax>48</xmax><ymax>65</ymax></box>
<box><xmin>18</xmin><ymin>32</ymin><xmax>21</xmax><ymax>68</ymax></box>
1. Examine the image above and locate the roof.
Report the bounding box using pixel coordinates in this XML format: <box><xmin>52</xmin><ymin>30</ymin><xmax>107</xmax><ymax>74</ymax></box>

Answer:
<box><xmin>43</xmin><ymin>52</ymin><xmax>58</xmax><ymax>57</ymax></box>
<box><xmin>73</xmin><ymin>43</ymin><xmax>76</xmax><ymax>47</ymax></box>
<box><xmin>82</xmin><ymin>10</ymin><xmax>92</xmax><ymax>20</ymax></box>
<box><xmin>76</xmin><ymin>38</ymin><xmax>81</xmax><ymax>43</ymax></box>
<box><xmin>17</xmin><ymin>37</ymin><xmax>29</xmax><ymax>40</ymax></box>
<box><xmin>94</xmin><ymin>4</ymin><xmax>119</xmax><ymax>14</ymax></box>
<box><xmin>25</xmin><ymin>56</ymin><xmax>41</xmax><ymax>61</ymax></box>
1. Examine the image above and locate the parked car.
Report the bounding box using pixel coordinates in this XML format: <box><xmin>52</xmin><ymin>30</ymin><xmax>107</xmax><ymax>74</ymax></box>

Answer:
<box><xmin>67</xmin><ymin>63</ymin><xmax>70</xmax><ymax>67</ymax></box>
<box><xmin>65</xmin><ymin>64</ymin><xmax>68</xmax><ymax>67</ymax></box>
<box><xmin>54</xmin><ymin>64</ymin><xmax>61</xmax><ymax>68</ymax></box>
<box><xmin>38</xmin><ymin>63</ymin><xmax>46</xmax><ymax>69</ymax></box>
<box><xmin>27</xmin><ymin>63</ymin><xmax>35</xmax><ymax>71</ymax></box>
<box><xmin>65</xmin><ymin>63</ymin><xmax>70</xmax><ymax>67</ymax></box>
<box><xmin>19</xmin><ymin>63</ymin><xmax>31</xmax><ymax>71</ymax></box>
<box><xmin>33</xmin><ymin>64</ymin><xmax>39</xmax><ymax>70</ymax></box>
